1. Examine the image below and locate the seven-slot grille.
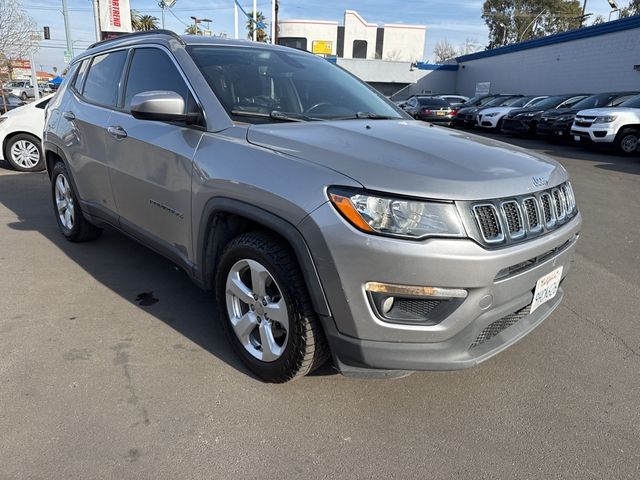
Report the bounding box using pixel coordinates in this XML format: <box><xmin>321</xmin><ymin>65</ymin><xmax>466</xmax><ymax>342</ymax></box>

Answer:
<box><xmin>471</xmin><ymin>182</ymin><xmax>576</xmax><ymax>246</ymax></box>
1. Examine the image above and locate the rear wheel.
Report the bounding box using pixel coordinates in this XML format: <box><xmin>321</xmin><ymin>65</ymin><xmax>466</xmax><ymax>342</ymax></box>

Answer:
<box><xmin>4</xmin><ymin>134</ymin><xmax>45</xmax><ymax>172</ymax></box>
<box><xmin>614</xmin><ymin>128</ymin><xmax>640</xmax><ymax>156</ymax></box>
<box><xmin>50</xmin><ymin>161</ymin><xmax>102</xmax><ymax>242</ymax></box>
<box><xmin>216</xmin><ymin>231</ymin><xmax>329</xmax><ymax>383</ymax></box>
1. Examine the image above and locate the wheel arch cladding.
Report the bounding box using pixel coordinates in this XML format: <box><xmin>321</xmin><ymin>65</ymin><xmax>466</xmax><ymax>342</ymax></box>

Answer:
<box><xmin>196</xmin><ymin>197</ymin><xmax>331</xmax><ymax>317</ymax></box>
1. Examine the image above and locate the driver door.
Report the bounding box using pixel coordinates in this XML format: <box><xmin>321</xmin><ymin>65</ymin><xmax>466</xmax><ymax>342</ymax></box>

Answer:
<box><xmin>106</xmin><ymin>47</ymin><xmax>204</xmax><ymax>265</ymax></box>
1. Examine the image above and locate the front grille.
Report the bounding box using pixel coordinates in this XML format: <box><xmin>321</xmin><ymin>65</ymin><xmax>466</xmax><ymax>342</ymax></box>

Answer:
<box><xmin>468</xmin><ymin>182</ymin><xmax>576</xmax><ymax>247</ymax></box>
<box><xmin>523</xmin><ymin>198</ymin><xmax>540</xmax><ymax>230</ymax></box>
<box><xmin>501</xmin><ymin>201</ymin><xmax>524</xmax><ymax>238</ymax></box>
<box><xmin>470</xmin><ymin>305</ymin><xmax>531</xmax><ymax>348</ymax></box>
<box><xmin>473</xmin><ymin>204</ymin><xmax>503</xmax><ymax>242</ymax></box>
<box><xmin>575</xmin><ymin>121</ymin><xmax>591</xmax><ymax>128</ymax></box>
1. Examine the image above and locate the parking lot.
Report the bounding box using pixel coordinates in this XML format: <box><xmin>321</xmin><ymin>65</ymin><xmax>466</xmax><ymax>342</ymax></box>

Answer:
<box><xmin>0</xmin><ymin>134</ymin><xmax>639</xmax><ymax>479</ymax></box>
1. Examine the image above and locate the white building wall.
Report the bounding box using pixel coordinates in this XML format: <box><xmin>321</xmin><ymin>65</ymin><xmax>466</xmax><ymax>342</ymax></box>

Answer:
<box><xmin>337</xmin><ymin>59</ymin><xmax>429</xmax><ymax>84</ymax></box>
<box><xmin>456</xmin><ymin>28</ymin><xmax>640</xmax><ymax>97</ymax></box>
<box><xmin>277</xmin><ymin>20</ymin><xmax>338</xmax><ymax>55</ymax></box>
<box><xmin>382</xmin><ymin>25</ymin><xmax>426</xmax><ymax>62</ymax></box>
<box><xmin>343</xmin><ymin>10</ymin><xmax>378</xmax><ymax>59</ymax></box>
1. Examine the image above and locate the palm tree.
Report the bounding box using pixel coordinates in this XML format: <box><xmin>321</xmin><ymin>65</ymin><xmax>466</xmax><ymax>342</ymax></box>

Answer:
<box><xmin>185</xmin><ymin>24</ymin><xmax>200</xmax><ymax>35</ymax></box>
<box><xmin>246</xmin><ymin>11</ymin><xmax>268</xmax><ymax>42</ymax></box>
<box><xmin>131</xmin><ymin>10</ymin><xmax>159</xmax><ymax>31</ymax></box>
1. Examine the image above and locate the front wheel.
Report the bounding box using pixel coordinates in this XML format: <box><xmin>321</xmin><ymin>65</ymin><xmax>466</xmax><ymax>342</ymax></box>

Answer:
<box><xmin>20</xmin><ymin>92</ymin><xmax>27</xmax><ymax>101</ymax></box>
<box><xmin>216</xmin><ymin>232</ymin><xmax>329</xmax><ymax>383</ymax></box>
<box><xmin>615</xmin><ymin>128</ymin><xmax>640</xmax><ymax>156</ymax></box>
<box><xmin>50</xmin><ymin>161</ymin><xmax>102</xmax><ymax>242</ymax></box>
<box><xmin>4</xmin><ymin>134</ymin><xmax>45</xmax><ymax>172</ymax></box>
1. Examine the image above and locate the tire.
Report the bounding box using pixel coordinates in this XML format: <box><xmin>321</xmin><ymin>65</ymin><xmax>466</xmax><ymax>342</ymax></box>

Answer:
<box><xmin>20</xmin><ymin>92</ymin><xmax>27</xmax><ymax>101</ymax></box>
<box><xmin>215</xmin><ymin>231</ymin><xmax>329</xmax><ymax>383</ymax></box>
<box><xmin>4</xmin><ymin>134</ymin><xmax>45</xmax><ymax>172</ymax></box>
<box><xmin>614</xmin><ymin>128</ymin><xmax>640</xmax><ymax>156</ymax></box>
<box><xmin>50</xmin><ymin>161</ymin><xmax>102</xmax><ymax>242</ymax></box>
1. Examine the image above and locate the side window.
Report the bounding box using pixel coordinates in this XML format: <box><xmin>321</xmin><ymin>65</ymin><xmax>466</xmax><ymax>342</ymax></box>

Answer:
<box><xmin>82</xmin><ymin>50</ymin><xmax>128</xmax><ymax>107</ymax></box>
<box><xmin>73</xmin><ymin>59</ymin><xmax>90</xmax><ymax>93</ymax></box>
<box><xmin>123</xmin><ymin>48</ymin><xmax>190</xmax><ymax>111</ymax></box>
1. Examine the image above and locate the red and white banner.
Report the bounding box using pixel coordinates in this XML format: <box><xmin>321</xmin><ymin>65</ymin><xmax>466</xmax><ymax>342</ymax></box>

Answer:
<box><xmin>99</xmin><ymin>0</ymin><xmax>132</xmax><ymax>33</ymax></box>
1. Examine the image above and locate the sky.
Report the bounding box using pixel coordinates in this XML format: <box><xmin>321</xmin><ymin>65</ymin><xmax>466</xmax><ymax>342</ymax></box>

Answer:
<box><xmin>24</xmin><ymin>0</ymin><xmax>621</xmax><ymax>73</ymax></box>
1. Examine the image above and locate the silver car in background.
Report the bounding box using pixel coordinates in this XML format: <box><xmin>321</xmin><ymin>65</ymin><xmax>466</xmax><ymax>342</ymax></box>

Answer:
<box><xmin>43</xmin><ymin>31</ymin><xmax>581</xmax><ymax>382</ymax></box>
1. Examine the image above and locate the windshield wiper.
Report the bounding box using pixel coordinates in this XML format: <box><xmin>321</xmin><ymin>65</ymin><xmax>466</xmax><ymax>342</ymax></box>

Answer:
<box><xmin>231</xmin><ymin>110</ymin><xmax>321</xmax><ymax>122</ymax></box>
<box><xmin>334</xmin><ymin>112</ymin><xmax>402</xmax><ymax>120</ymax></box>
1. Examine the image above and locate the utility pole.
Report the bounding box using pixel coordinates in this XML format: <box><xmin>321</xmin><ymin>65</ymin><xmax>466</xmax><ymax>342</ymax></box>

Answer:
<box><xmin>270</xmin><ymin>0</ymin><xmax>275</xmax><ymax>44</ymax></box>
<box><xmin>62</xmin><ymin>0</ymin><xmax>75</xmax><ymax>58</ymax></box>
<box><xmin>253</xmin><ymin>0</ymin><xmax>257</xmax><ymax>41</ymax></box>
<box><xmin>234</xmin><ymin>1</ymin><xmax>239</xmax><ymax>39</ymax></box>
<box><xmin>92</xmin><ymin>0</ymin><xmax>101</xmax><ymax>41</ymax></box>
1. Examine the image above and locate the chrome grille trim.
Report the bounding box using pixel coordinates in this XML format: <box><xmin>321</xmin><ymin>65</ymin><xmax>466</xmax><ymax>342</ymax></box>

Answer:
<box><xmin>522</xmin><ymin>197</ymin><xmax>542</xmax><ymax>233</ymax></box>
<box><xmin>467</xmin><ymin>182</ymin><xmax>577</xmax><ymax>248</ymax></box>
<box><xmin>472</xmin><ymin>204</ymin><xmax>504</xmax><ymax>243</ymax></box>
<box><xmin>500</xmin><ymin>200</ymin><xmax>525</xmax><ymax>239</ymax></box>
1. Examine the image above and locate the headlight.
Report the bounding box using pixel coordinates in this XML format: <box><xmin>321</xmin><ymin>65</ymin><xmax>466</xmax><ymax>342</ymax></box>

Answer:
<box><xmin>593</xmin><ymin>115</ymin><xmax>617</xmax><ymax>124</ymax></box>
<box><xmin>328</xmin><ymin>188</ymin><xmax>465</xmax><ymax>239</ymax></box>
<box><xmin>485</xmin><ymin>112</ymin><xmax>499</xmax><ymax>117</ymax></box>
<box><xmin>556</xmin><ymin>115</ymin><xmax>575</xmax><ymax>122</ymax></box>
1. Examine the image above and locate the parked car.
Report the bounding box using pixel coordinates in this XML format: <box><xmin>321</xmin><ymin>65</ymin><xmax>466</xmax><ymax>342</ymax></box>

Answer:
<box><xmin>3</xmin><ymin>80</ymin><xmax>40</xmax><ymax>100</ymax></box>
<box><xmin>0</xmin><ymin>95</ymin><xmax>51</xmax><ymax>171</ymax></box>
<box><xmin>438</xmin><ymin>94</ymin><xmax>468</xmax><ymax>107</ymax></box>
<box><xmin>570</xmin><ymin>94</ymin><xmax>640</xmax><ymax>155</ymax></box>
<box><xmin>402</xmin><ymin>96</ymin><xmax>456</xmax><ymax>126</ymax></box>
<box><xmin>501</xmin><ymin>94</ymin><xmax>590</xmax><ymax>136</ymax></box>
<box><xmin>0</xmin><ymin>94</ymin><xmax>26</xmax><ymax>114</ymax></box>
<box><xmin>536</xmin><ymin>92</ymin><xmax>639</xmax><ymax>141</ymax></box>
<box><xmin>454</xmin><ymin>95</ymin><xmax>523</xmax><ymax>128</ymax></box>
<box><xmin>476</xmin><ymin>96</ymin><xmax>547</xmax><ymax>130</ymax></box>
<box><xmin>44</xmin><ymin>32</ymin><xmax>581</xmax><ymax>382</ymax></box>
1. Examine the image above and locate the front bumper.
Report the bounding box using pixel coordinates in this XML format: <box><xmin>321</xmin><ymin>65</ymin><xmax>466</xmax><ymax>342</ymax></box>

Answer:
<box><xmin>299</xmin><ymin>203</ymin><xmax>581</xmax><ymax>371</ymax></box>
<box><xmin>570</xmin><ymin>125</ymin><xmax>617</xmax><ymax>144</ymax></box>
<box><xmin>536</xmin><ymin>120</ymin><xmax>572</xmax><ymax>138</ymax></box>
<box><xmin>502</xmin><ymin>118</ymin><xmax>535</xmax><ymax>135</ymax></box>
<box><xmin>477</xmin><ymin>114</ymin><xmax>501</xmax><ymax>129</ymax></box>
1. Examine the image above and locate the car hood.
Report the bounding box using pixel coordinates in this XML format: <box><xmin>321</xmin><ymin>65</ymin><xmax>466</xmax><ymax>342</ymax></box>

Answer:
<box><xmin>542</xmin><ymin>107</ymin><xmax>581</xmax><ymax>119</ymax></box>
<box><xmin>480</xmin><ymin>107</ymin><xmax>516</xmax><ymax>115</ymax></box>
<box><xmin>576</xmin><ymin>107</ymin><xmax>640</xmax><ymax>116</ymax></box>
<box><xmin>246</xmin><ymin>120</ymin><xmax>566</xmax><ymax>201</ymax></box>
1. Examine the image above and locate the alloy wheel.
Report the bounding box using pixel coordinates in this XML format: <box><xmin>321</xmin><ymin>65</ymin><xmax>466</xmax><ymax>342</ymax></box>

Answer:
<box><xmin>225</xmin><ymin>259</ymin><xmax>289</xmax><ymax>362</ymax></box>
<box><xmin>55</xmin><ymin>174</ymin><xmax>75</xmax><ymax>230</ymax></box>
<box><xmin>620</xmin><ymin>134</ymin><xmax>638</xmax><ymax>154</ymax></box>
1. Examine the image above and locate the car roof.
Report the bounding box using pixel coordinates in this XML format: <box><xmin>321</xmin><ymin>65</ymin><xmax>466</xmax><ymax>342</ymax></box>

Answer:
<box><xmin>78</xmin><ymin>30</ymin><xmax>289</xmax><ymax>63</ymax></box>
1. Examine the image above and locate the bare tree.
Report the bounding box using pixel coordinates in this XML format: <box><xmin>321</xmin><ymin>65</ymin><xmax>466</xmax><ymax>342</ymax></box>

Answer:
<box><xmin>433</xmin><ymin>39</ymin><xmax>458</xmax><ymax>63</ymax></box>
<box><xmin>459</xmin><ymin>38</ymin><xmax>482</xmax><ymax>56</ymax></box>
<box><xmin>0</xmin><ymin>0</ymin><xmax>38</xmax><ymax>110</ymax></box>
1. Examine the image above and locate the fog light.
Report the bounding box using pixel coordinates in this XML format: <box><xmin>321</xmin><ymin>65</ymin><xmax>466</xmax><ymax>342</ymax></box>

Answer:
<box><xmin>382</xmin><ymin>296</ymin><xmax>395</xmax><ymax>314</ymax></box>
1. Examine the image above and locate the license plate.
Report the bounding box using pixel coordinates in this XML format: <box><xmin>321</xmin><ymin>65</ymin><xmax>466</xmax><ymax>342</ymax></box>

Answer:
<box><xmin>436</xmin><ymin>111</ymin><xmax>446</xmax><ymax>116</ymax></box>
<box><xmin>574</xmin><ymin>135</ymin><xmax>581</xmax><ymax>142</ymax></box>
<box><xmin>530</xmin><ymin>267</ymin><xmax>563</xmax><ymax>313</ymax></box>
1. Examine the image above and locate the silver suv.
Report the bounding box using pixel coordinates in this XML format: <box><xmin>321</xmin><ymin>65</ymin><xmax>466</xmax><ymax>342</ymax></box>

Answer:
<box><xmin>43</xmin><ymin>31</ymin><xmax>581</xmax><ymax>383</ymax></box>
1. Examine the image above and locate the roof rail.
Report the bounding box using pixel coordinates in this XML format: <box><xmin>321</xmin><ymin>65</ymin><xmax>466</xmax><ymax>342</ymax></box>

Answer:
<box><xmin>88</xmin><ymin>29</ymin><xmax>182</xmax><ymax>50</ymax></box>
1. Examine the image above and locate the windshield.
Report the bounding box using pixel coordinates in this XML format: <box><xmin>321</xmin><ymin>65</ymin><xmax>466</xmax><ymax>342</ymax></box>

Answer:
<box><xmin>531</xmin><ymin>96</ymin><xmax>571</xmax><ymax>110</ymax></box>
<box><xmin>484</xmin><ymin>96</ymin><xmax>516</xmax><ymax>107</ymax></box>
<box><xmin>187</xmin><ymin>45</ymin><xmax>403</xmax><ymax>123</ymax></box>
<box><xmin>572</xmin><ymin>93</ymin><xmax>618</xmax><ymax>110</ymax></box>
<box><xmin>619</xmin><ymin>95</ymin><xmax>640</xmax><ymax>108</ymax></box>
<box><xmin>505</xmin><ymin>96</ymin><xmax>534</xmax><ymax>108</ymax></box>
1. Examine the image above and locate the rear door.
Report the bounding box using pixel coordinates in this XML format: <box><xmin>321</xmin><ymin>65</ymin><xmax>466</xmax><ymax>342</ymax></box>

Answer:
<box><xmin>105</xmin><ymin>46</ymin><xmax>203</xmax><ymax>264</ymax></box>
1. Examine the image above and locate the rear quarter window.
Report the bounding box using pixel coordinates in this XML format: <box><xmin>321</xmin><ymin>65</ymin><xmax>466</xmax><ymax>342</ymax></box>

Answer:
<box><xmin>82</xmin><ymin>50</ymin><xmax>128</xmax><ymax>107</ymax></box>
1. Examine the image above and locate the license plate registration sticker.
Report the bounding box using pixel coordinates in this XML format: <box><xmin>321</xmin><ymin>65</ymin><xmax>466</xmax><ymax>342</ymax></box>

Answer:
<box><xmin>530</xmin><ymin>266</ymin><xmax>563</xmax><ymax>314</ymax></box>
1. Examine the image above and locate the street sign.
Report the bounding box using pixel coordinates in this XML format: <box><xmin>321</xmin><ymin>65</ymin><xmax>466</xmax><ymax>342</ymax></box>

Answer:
<box><xmin>64</xmin><ymin>50</ymin><xmax>72</xmax><ymax>63</ymax></box>
<box><xmin>312</xmin><ymin>40</ymin><xmax>333</xmax><ymax>55</ymax></box>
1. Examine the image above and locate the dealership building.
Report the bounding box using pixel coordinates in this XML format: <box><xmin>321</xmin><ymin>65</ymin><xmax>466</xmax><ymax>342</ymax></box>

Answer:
<box><xmin>277</xmin><ymin>10</ymin><xmax>426</xmax><ymax>63</ymax></box>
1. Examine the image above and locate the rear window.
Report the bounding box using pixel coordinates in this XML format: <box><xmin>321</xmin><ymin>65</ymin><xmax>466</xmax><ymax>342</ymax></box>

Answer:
<box><xmin>82</xmin><ymin>50</ymin><xmax>128</xmax><ymax>107</ymax></box>
<box><xmin>418</xmin><ymin>97</ymin><xmax>449</xmax><ymax>107</ymax></box>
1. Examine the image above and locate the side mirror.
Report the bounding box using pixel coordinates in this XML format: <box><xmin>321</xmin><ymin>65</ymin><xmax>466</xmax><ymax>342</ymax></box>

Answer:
<box><xmin>131</xmin><ymin>90</ymin><xmax>198</xmax><ymax>123</ymax></box>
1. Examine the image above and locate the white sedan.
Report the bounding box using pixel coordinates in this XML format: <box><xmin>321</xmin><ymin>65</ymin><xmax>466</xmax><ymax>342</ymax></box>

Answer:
<box><xmin>0</xmin><ymin>95</ymin><xmax>52</xmax><ymax>172</ymax></box>
<box><xmin>477</xmin><ymin>96</ymin><xmax>548</xmax><ymax>130</ymax></box>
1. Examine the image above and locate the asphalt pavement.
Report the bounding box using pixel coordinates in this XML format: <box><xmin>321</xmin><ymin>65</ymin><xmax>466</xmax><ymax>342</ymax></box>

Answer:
<box><xmin>0</xmin><ymin>135</ymin><xmax>639</xmax><ymax>479</ymax></box>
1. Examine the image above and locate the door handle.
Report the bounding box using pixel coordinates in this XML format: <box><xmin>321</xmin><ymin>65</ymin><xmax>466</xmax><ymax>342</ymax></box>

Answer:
<box><xmin>62</xmin><ymin>111</ymin><xmax>75</xmax><ymax>121</ymax></box>
<box><xmin>107</xmin><ymin>125</ymin><xmax>127</xmax><ymax>140</ymax></box>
